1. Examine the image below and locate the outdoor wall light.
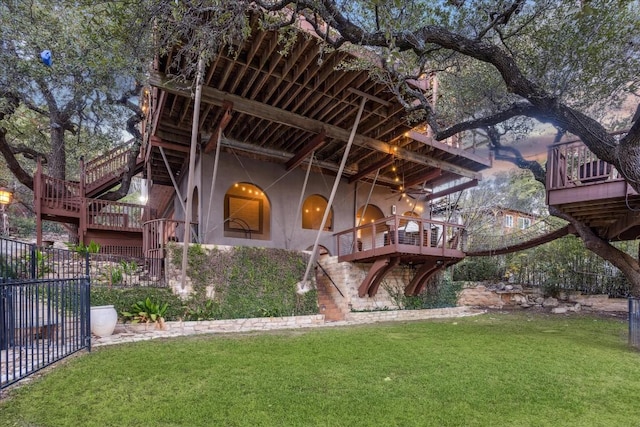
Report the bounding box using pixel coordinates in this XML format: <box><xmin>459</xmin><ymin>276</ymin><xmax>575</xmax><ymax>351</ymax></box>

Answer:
<box><xmin>0</xmin><ymin>187</ymin><xmax>12</xmax><ymax>206</ymax></box>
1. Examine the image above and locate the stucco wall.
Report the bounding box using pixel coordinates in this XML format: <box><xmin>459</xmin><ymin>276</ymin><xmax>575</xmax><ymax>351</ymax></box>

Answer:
<box><xmin>190</xmin><ymin>151</ymin><xmax>422</xmax><ymax>255</ymax></box>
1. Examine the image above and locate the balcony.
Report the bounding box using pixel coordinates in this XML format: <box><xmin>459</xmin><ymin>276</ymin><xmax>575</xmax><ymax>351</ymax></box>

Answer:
<box><xmin>335</xmin><ymin>215</ymin><xmax>465</xmax><ymax>263</ymax></box>
<box><xmin>546</xmin><ymin>139</ymin><xmax>640</xmax><ymax>240</ymax></box>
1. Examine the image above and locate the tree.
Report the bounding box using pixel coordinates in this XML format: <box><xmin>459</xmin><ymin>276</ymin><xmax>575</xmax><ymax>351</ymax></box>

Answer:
<box><xmin>224</xmin><ymin>0</ymin><xmax>640</xmax><ymax>294</ymax></box>
<box><xmin>0</xmin><ymin>0</ymin><xmax>151</xmax><ymax>200</ymax></box>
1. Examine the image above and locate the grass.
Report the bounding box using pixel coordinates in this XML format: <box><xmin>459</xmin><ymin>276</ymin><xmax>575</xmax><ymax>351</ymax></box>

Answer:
<box><xmin>1</xmin><ymin>311</ymin><xmax>640</xmax><ymax>426</ymax></box>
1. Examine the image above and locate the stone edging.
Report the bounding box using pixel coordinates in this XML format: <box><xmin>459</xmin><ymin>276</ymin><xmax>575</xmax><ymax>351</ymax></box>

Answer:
<box><xmin>93</xmin><ymin>306</ymin><xmax>485</xmax><ymax>347</ymax></box>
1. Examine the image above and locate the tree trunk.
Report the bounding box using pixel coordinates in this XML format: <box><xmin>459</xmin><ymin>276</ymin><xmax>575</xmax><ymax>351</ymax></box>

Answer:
<box><xmin>48</xmin><ymin>123</ymin><xmax>66</xmax><ymax>180</ymax></box>
<box><xmin>549</xmin><ymin>206</ymin><xmax>640</xmax><ymax>296</ymax></box>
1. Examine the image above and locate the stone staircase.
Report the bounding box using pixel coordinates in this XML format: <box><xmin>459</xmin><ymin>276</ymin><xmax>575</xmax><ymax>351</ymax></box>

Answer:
<box><xmin>315</xmin><ymin>267</ymin><xmax>347</xmax><ymax>322</ymax></box>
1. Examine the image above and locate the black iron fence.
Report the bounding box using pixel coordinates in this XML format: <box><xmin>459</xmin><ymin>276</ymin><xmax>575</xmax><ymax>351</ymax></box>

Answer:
<box><xmin>0</xmin><ymin>237</ymin><xmax>90</xmax><ymax>281</ymax></box>
<box><xmin>629</xmin><ymin>298</ymin><xmax>640</xmax><ymax>350</ymax></box>
<box><xmin>1</xmin><ymin>277</ymin><xmax>91</xmax><ymax>390</ymax></box>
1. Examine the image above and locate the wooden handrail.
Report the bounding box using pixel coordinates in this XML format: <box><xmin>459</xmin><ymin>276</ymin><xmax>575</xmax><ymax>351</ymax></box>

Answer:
<box><xmin>335</xmin><ymin>215</ymin><xmax>465</xmax><ymax>258</ymax></box>
<box><xmin>547</xmin><ymin>141</ymin><xmax>621</xmax><ymax>191</ymax></box>
<box><xmin>83</xmin><ymin>141</ymin><xmax>142</xmax><ymax>192</ymax></box>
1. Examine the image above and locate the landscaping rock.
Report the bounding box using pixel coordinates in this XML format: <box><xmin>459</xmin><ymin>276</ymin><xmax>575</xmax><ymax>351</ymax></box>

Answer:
<box><xmin>551</xmin><ymin>307</ymin><xmax>568</xmax><ymax>314</ymax></box>
<box><xmin>542</xmin><ymin>297</ymin><xmax>559</xmax><ymax>308</ymax></box>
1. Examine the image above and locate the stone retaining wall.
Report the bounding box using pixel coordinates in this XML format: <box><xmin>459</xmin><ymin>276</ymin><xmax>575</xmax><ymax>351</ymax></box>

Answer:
<box><xmin>121</xmin><ymin>314</ymin><xmax>326</xmax><ymax>335</ymax></box>
<box><xmin>345</xmin><ymin>306</ymin><xmax>482</xmax><ymax>323</ymax></box>
<box><xmin>457</xmin><ymin>282</ymin><xmax>628</xmax><ymax>312</ymax></box>
<box><xmin>119</xmin><ymin>307</ymin><xmax>480</xmax><ymax>336</ymax></box>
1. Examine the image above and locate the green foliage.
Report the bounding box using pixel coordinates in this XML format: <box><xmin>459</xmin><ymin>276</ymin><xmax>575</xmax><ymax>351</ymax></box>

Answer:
<box><xmin>452</xmin><ymin>257</ymin><xmax>507</xmax><ymax>282</ymax></box>
<box><xmin>121</xmin><ymin>297</ymin><xmax>168</xmax><ymax>324</ymax></box>
<box><xmin>66</xmin><ymin>240</ymin><xmax>101</xmax><ymax>256</ymax></box>
<box><xmin>455</xmin><ymin>235</ymin><xmax>633</xmax><ymax>297</ymax></box>
<box><xmin>384</xmin><ymin>271</ymin><xmax>462</xmax><ymax>310</ymax></box>
<box><xmin>183</xmin><ymin>299</ymin><xmax>221</xmax><ymax>322</ymax></box>
<box><xmin>169</xmin><ymin>244</ymin><xmax>317</xmax><ymax>320</ymax></box>
<box><xmin>91</xmin><ymin>287</ymin><xmax>183</xmax><ymax>322</ymax></box>
<box><xmin>10</xmin><ymin>216</ymin><xmax>35</xmax><ymax>237</ymax></box>
<box><xmin>0</xmin><ymin>254</ymin><xmax>17</xmax><ymax>279</ymax></box>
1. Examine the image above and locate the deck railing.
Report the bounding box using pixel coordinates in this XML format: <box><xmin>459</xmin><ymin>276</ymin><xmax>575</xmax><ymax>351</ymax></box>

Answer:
<box><xmin>41</xmin><ymin>176</ymin><xmax>82</xmax><ymax>213</ymax></box>
<box><xmin>84</xmin><ymin>142</ymin><xmax>140</xmax><ymax>193</ymax></box>
<box><xmin>86</xmin><ymin>199</ymin><xmax>145</xmax><ymax>231</ymax></box>
<box><xmin>335</xmin><ymin>215</ymin><xmax>465</xmax><ymax>258</ymax></box>
<box><xmin>547</xmin><ymin>140</ymin><xmax>622</xmax><ymax>191</ymax></box>
<box><xmin>142</xmin><ymin>219</ymin><xmax>198</xmax><ymax>278</ymax></box>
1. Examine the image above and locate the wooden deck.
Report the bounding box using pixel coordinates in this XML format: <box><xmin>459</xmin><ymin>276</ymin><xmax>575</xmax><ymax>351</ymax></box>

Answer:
<box><xmin>336</xmin><ymin>215</ymin><xmax>466</xmax><ymax>262</ymax></box>
<box><xmin>335</xmin><ymin>215</ymin><xmax>465</xmax><ymax>297</ymax></box>
<box><xmin>34</xmin><ymin>154</ymin><xmax>146</xmax><ymax>252</ymax></box>
<box><xmin>546</xmin><ymin>139</ymin><xmax>640</xmax><ymax>240</ymax></box>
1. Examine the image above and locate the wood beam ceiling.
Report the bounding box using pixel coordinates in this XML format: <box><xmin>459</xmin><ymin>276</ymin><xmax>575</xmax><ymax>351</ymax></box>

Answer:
<box><xmin>147</xmin><ymin>72</ymin><xmax>483</xmax><ymax>181</ymax></box>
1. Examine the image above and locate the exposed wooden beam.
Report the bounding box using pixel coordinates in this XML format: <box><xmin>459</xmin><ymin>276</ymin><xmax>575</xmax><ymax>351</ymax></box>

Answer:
<box><xmin>604</xmin><ymin>211</ymin><xmax>640</xmax><ymax>240</ymax></box>
<box><xmin>424</xmin><ymin>179</ymin><xmax>478</xmax><ymax>201</ymax></box>
<box><xmin>149</xmin><ymin>71</ymin><xmax>483</xmax><ymax>181</ymax></box>
<box><xmin>150</xmin><ymin>136</ymin><xmax>190</xmax><ymax>153</ymax></box>
<box><xmin>204</xmin><ymin>101</ymin><xmax>233</xmax><ymax>154</ymax></box>
<box><xmin>403</xmin><ymin>169</ymin><xmax>442</xmax><ymax>189</ymax></box>
<box><xmin>347</xmin><ymin>87</ymin><xmax>390</xmax><ymax>112</ymax></box>
<box><xmin>285</xmin><ymin>130</ymin><xmax>326</xmax><ymax>171</ymax></box>
<box><xmin>347</xmin><ymin>155</ymin><xmax>394</xmax><ymax>183</ymax></box>
<box><xmin>408</xmin><ymin>130</ymin><xmax>492</xmax><ymax>167</ymax></box>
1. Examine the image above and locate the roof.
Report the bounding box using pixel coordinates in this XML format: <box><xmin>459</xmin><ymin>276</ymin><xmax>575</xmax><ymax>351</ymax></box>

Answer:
<box><xmin>143</xmin><ymin>16</ymin><xmax>491</xmax><ymax>209</ymax></box>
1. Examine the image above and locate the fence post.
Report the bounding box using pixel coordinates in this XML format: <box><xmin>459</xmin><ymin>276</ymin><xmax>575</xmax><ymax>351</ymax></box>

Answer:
<box><xmin>83</xmin><ymin>276</ymin><xmax>92</xmax><ymax>352</ymax></box>
<box><xmin>29</xmin><ymin>244</ymin><xmax>37</xmax><ymax>279</ymax></box>
<box><xmin>85</xmin><ymin>251</ymin><xmax>90</xmax><ymax>278</ymax></box>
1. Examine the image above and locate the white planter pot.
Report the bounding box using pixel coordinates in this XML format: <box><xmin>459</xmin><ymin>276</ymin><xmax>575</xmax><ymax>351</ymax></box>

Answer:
<box><xmin>91</xmin><ymin>305</ymin><xmax>118</xmax><ymax>337</ymax></box>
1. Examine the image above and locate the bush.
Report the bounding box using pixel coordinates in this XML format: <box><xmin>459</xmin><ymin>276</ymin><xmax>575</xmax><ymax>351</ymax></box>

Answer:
<box><xmin>384</xmin><ymin>271</ymin><xmax>462</xmax><ymax>310</ymax></box>
<box><xmin>91</xmin><ymin>286</ymin><xmax>183</xmax><ymax>321</ymax></box>
<box><xmin>169</xmin><ymin>244</ymin><xmax>318</xmax><ymax>320</ymax></box>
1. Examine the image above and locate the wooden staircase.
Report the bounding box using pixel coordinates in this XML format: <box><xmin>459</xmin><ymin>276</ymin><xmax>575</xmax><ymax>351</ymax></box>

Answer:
<box><xmin>34</xmin><ymin>142</ymin><xmax>147</xmax><ymax>255</ymax></box>
<box><xmin>315</xmin><ymin>266</ymin><xmax>347</xmax><ymax>322</ymax></box>
<box><xmin>84</xmin><ymin>143</ymin><xmax>144</xmax><ymax>197</ymax></box>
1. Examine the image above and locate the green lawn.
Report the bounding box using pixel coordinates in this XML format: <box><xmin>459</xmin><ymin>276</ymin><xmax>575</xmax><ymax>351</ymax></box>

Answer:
<box><xmin>2</xmin><ymin>312</ymin><xmax>639</xmax><ymax>427</ymax></box>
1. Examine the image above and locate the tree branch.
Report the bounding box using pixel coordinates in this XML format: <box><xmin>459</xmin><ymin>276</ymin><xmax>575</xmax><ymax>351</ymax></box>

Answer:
<box><xmin>484</xmin><ymin>126</ymin><xmax>546</xmax><ymax>183</ymax></box>
<box><xmin>433</xmin><ymin>102</ymin><xmax>539</xmax><ymax>140</ymax></box>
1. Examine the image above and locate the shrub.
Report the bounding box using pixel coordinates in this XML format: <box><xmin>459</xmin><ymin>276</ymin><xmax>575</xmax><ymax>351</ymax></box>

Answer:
<box><xmin>383</xmin><ymin>271</ymin><xmax>462</xmax><ymax>310</ymax></box>
<box><xmin>91</xmin><ymin>286</ymin><xmax>183</xmax><ymax>321</ymax></box>
<box><xmin>169</xmin><ymin>245</ymin><xmax>317</xmax><ymax>320</ymax></box>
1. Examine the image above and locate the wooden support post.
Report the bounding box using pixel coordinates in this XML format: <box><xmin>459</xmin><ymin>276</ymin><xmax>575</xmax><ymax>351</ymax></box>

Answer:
<box><xmin>181</xmin><ymin>55</ymin><xmax>205</xmax><ymax>290</ymax></box>
<box><xmin>301</xmin><ymin>96</ymin><xmax>368</xmax><ymax>285</ymax></box>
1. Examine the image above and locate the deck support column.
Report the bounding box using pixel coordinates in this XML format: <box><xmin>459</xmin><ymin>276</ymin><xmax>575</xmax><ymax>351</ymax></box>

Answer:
<box><xmin>405</xmin><ymin>260</ymin><xmax>446</xmax><ymax>296</ymax></box>
<box><xmin>300</xmin><ymin>95</ymin><xmax>368</xmax><ymax>285</ymax></box>
<box><xmin>358</xmin><ymin>257</ymin><xmax>400</xmax><ymax>298</ymax></box>
<box><xmin>180</xmin><ymin>55</ymin><xmax>205</xmax><ymax>290</ymax></box>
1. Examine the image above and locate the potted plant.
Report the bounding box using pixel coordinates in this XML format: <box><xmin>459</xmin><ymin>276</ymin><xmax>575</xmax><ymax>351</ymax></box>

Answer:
<box><xmin>90</xmin><ymin>305</ymin><xmax>118</xmax><ymax>337</ymax></box>
<box><xmin>121</xmin><ymin>297</ymin><xmax>168</xmax><ymax>330</ymax></box>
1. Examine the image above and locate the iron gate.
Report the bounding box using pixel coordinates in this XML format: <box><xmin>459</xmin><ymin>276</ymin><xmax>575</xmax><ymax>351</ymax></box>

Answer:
<box><xmin>1</xmin><ymin>237</ymin><xmax>91</xmax><ymax>391</ymax></box>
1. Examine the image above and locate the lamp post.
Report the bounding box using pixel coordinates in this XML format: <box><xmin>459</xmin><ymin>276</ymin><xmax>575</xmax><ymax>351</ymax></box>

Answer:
<box><xmin>0</xmin><ymin>187</ymin><xmax>13</xmax><ymax>236</ymax></box>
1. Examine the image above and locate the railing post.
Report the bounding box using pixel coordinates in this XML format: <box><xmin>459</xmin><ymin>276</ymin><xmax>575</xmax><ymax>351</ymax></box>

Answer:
<box><xmin>29</xmin><ymin>244</ymin><xmax>37</xmax><ymax>279</ymax></box>
<box><xmin>85</xmin><ymin>250</ymin><xmax>90</xmax><ymax>278</ymax></box>
<box><xmin>35</xmin><ymin>158</ymin><xmax>43</xmax><ymax>246</ymax></box>
<box><xmin>83</xmin><ymin>276</ymin><xmax>92</xmax><ymax>352</ymax></box>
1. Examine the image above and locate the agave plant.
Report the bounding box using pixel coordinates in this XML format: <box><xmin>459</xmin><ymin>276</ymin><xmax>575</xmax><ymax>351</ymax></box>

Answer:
<box><xmin>121</xmin><ymin>297</ymin><xmax>168</xmax><ymax>327</ymax></box>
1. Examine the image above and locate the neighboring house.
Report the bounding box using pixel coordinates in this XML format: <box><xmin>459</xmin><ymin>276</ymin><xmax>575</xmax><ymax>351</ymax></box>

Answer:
<box><xmin>495</xmin><ymin>208</ymin><xmax>537</xmax><ymax>234</ymax></box>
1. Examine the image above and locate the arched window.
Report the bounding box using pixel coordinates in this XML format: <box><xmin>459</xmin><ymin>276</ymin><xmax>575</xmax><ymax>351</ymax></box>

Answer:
<box><xmin>302</xmin><ymin>194</ymin><xmax>332</xmax><ymax>231</ymax></box>
<box><xmin>224</xmin><ymin>182</ymin><xmax>270</xmax><ymax>240</ymax></box>
<box><xmin>355</xmin><ymin>205</ymin><xmax>384</xmax><ymax>225</ymax></box>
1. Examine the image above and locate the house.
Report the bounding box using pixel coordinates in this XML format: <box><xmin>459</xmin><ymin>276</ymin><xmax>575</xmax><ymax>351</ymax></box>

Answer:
<box><xmin>495</xmin><ymin>207</ymin><xmax>536</xmax><ymax>233</ymax></box>
<box><xmin>33</xmin><ymin>13</ymin><xmax>639</xmax><ymax>312</ymax></box>
<box><xmin>138</xmin><ymin>17</ymin><xmax>492</xmax><ymax>301</ymax></box>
